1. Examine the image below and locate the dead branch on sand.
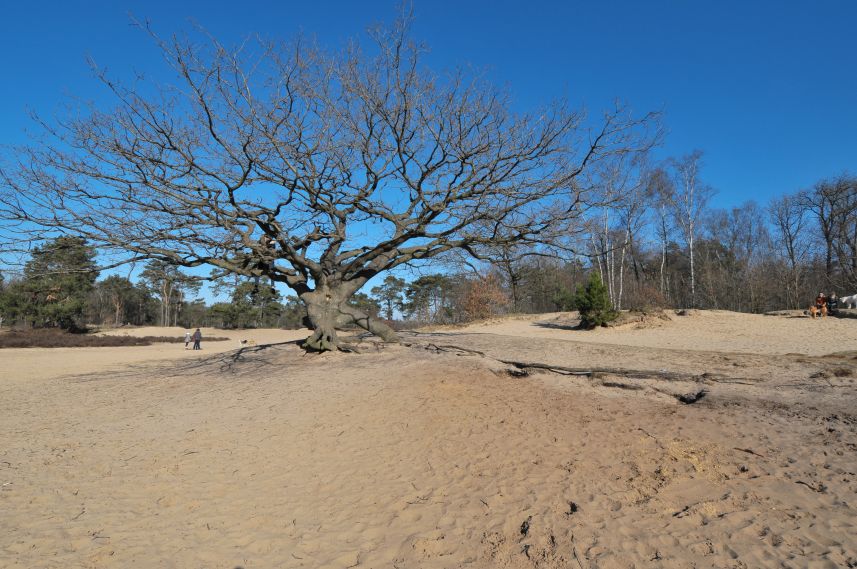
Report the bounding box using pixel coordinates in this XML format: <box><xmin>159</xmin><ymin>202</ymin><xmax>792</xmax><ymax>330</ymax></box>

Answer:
<box><xmin>403</xmin><ymin>340</ymin><xmax>713</xmax><ymax>404</ymax></box>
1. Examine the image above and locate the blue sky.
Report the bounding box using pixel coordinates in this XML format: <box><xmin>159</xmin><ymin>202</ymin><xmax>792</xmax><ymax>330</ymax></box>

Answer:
<box><xmin>1</xmin><ymin>1</ymin><xmax>855</xmax><ymax>297</ymax></box>
<box><xmin>2</xmin><ymin>0</ymin><xmax>855</xmax><ymax>208</ymax></box>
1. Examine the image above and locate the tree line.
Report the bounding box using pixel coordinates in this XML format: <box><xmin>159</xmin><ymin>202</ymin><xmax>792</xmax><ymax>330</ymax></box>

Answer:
<box><xmin>0</xmin><ymin>237</ymin><xmax>299</xmax><ymax>330</ymax></box>
<box><xmin>3</xmin><ymin>163</ymin><xmax>857</xmax><ymax>333</ymax></box>
<box><xmin>571</xmin><ymin>162</ymin><xmax>857</xmax><ymax>314</ymax></box>
<box><xmin>0</xmin><ymin>239</ymin><xmax>515</xmax><ymax>330</ymax></box>
<box><xmin>2</xmin><ymin>167</ymin><xmax>855</xmax><ymax>333</ymax></box>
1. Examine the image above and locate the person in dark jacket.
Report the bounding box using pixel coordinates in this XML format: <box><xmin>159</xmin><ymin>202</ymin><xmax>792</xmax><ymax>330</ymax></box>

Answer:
<box><xmin>828</xmin><ymin>292</ymin><xmax>839</xmax><ymax>316</ymax></box>
<box><xmin>192</xmin><ymin>328</ymin><xmax>202</xmax><ymax>350</ymax></box>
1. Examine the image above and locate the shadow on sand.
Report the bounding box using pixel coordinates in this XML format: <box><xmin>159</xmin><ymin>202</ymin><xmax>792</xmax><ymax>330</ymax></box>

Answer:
<box><xmin>530</xmin><ymin>319</ymin><xmax>583</xmax><ymax>331</ymax></box>
<box><xmin>68</xmin><ymin>340</ymin><xmax>307</xmax><ymax>383</ymax></box>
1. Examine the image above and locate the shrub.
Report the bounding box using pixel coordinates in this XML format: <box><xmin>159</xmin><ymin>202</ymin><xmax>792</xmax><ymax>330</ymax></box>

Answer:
<box><xmin>624</xmin><ymin>284</ymin><xmax>669</xmax><ymax>311</ymax></box>
<box><xmin>457</xmin><ymin>274</ymin><xmax>509</xmax><ymax>321</ymax></box>
<box><xmin>574</xmin><ymin>273</ymin><xmax>617</xmax><ymax>329</ymax></box>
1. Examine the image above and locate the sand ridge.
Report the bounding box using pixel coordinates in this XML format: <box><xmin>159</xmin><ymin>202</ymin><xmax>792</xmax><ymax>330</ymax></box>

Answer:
<box><xmin>454</xmin><ymin>309</ymin><xmax>857</xmax><ymax>356</ymax></box>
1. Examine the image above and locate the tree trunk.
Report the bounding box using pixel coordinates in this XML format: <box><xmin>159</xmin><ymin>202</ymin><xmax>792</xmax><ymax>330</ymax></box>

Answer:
<box><xmin>509</xmin><ymin>271</ymin><xmax>520</xmax><ymax>313</ymax></box>
<box><xmin>688</xmin><ymin>229</ymin><xmax>696</xmax><ymax>308</ymax></box>
<box><xmin>618</xmin><ymin>239</ymin><xmax>627</xmax><ymax>311</ymax></box>
<box><xmin>825</xmin><ymin>238</ymin><xmax>834</xmax><ymax>281</ymax></box>
<box><xmin>300</xmin><ymin>283</ymin><xmax>398</xmax><ymax>352</ymax></box>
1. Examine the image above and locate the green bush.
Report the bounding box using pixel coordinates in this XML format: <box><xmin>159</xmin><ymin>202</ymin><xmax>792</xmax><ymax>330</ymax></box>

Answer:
<box><xmin>574</xmin><ymin>273</ymin><xmax>617</xmax><ymax>329</ymax></box>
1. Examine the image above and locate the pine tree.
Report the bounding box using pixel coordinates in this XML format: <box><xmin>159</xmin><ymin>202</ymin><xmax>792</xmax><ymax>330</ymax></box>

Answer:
<box><xmin>20</xmin><ymin>237</ymin><xmax>98</xmax><ymax>330</ymax></box>
<box><xmin>370</xmin><ymin>275</ymin><xmax>407</xmax><ymax>320</ymax></box>
<box><xmin>574</xmin><ymin>272</ymin><xmax>617</xmax><ymax>329</ymax></box>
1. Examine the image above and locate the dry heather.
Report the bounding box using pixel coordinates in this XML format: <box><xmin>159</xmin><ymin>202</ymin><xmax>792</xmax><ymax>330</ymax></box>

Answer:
<box><xmin>0</xmin><ymin>328</ymin><xmax>229</xmax><ymax>349</ymax></box>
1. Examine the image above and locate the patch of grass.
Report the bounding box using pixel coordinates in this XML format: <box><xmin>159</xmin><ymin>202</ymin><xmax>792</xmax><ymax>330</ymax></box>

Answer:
<box><xmin>0</xmin><ymin>328</ymin><xmax>229</xmax><ymax>349</ymax></box>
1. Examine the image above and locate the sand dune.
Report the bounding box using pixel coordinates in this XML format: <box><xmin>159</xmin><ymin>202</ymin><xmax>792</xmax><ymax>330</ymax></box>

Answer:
<box><xmin>456</xmin><ymin>309</ymin><xmax>857</xmax><ymax>356</ymax></box>
<box><xmin>2</xmin><ymin>312</ymin><xmax>856</xmax><ymax>567</ymax></box>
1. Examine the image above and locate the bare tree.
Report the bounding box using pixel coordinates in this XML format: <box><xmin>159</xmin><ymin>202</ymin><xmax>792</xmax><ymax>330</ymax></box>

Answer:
<box><xmin>640</xmin><ymin>167</ymin><xmax>676</xmax><ymax>300</ymax></box>
<box><xmin>769</xmin><ymin>193</ymin><xmax>810</xmax><ymax>308</ymax></box>
<box><xmin>140</xmin><ymin>261</ymin><xmax>200</xmax><ymax>327</ymax></box>
<box><xmin>828</xmin><ymin>176</ymin><xmax>857</xmax><ymax>292</ymax></box>
<box><xmin>613</xmin><ymin>160</ymin><xmax>652</xmax><ymax>309</ymax></box>
<box><xmin>800</xmin><ymin>175</ymin><xmax>857</xmax><ymax>292</ymax></box>
<box><xmin>585</xmin><ymin>152</ymin><xmax>650</xmax><ymax>310</ymax></box>
<box><xmin>800</xmin><ymin>179</ymin><xmax>839</xmax><ymax>281</ymax></box>
<box><xmin>483</xmin><ymin>244</ymin><xmax>530</xmax><ymax>312</ymax></box>
<box><xmin>702</xmin><ymin>202</ymin><xmax>768</xmax><ymax>311</ymax></box>
<box><xmin>0</xmin><ymin>18</ymin><xmax>655</xmax><ymax>350</ymax></box>
<box><xmin>480</xmin><ymin>238</ymin><xmax>581</xmax><ymax>313</ymax></box>
<box><xmin>665</xmin><ymin>151</ymin><xmax>714</xmax><ymax>308</ymax></box>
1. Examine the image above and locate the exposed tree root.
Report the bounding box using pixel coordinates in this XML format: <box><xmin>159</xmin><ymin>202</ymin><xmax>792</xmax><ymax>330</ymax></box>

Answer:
<box><xmin>303</xmin><ymin>330</ymin><xmax>338</xmax><ymax>352</ymax></box>
<box><xmin>674</xmin><ymin>389</ymin><xmax>707</xmax><ymax>404</ymax></box>
<box><xmin>403</xmin><ymin>340</ymin><xmax>718</xmax><ymax>404</ymax></box>
<box><xmin>408</xmin><ymin>341</ymin><xmax>715</xmax><ymax>382</ymax></box>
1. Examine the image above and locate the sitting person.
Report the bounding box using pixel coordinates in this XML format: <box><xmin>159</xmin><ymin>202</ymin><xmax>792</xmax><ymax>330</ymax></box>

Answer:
<box><xmin>810</xmin><ymin>292</ymin><xmax>828</xmax><ymax>318</ymax></box>
<box><xmin>828</xmin><ymin>292</ymin><xmax>839</xmax><ymax>316</ymax></box>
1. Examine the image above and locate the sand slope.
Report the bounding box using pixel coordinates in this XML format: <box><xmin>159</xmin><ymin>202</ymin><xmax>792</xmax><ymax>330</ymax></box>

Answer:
<box><xmin>2</xmin><ymin>313</ymin><xmax>856</xmax><ymax>568</ymax></box>
<box><xmin>455</xmin><ymin>309</ymin><xmax>857</xmax><ymax>356</ymax></box>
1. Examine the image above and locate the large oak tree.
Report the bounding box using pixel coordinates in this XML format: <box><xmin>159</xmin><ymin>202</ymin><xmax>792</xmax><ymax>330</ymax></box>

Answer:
<box><xmin>0</xmin><ymin>18</ymin><xmax>654</xmax><ymax>350</ymax></box>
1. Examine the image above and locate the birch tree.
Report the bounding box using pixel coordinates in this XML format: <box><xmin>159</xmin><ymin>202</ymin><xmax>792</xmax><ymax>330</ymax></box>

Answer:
<box><xmin>666</xmin><ymin>151</ymin><xmax>714</xmax><ymax>307</ymax></box>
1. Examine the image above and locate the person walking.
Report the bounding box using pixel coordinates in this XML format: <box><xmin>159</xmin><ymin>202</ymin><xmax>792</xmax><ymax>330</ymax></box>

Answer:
<box><xmin>184</xmin><ymin>331</ymin><xmax>192</xmax><ymax>350</ymax></box>
<box><xmin>192</xmin><ymin>328</ymin><xmax>202</xmax><ymax>350</ymax></box>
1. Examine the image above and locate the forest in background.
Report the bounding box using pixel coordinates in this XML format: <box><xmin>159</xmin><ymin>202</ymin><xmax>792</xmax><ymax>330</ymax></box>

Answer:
<box><xmin>1</xmin><ymin>168</ymin><xmax>854</xmax><ymax>332</ymax></box>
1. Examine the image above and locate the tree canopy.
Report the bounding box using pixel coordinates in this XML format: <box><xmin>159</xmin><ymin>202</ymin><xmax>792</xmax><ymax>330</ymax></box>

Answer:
<box><xmin>4</xmin><ymin>237</ymin><xmax>97</xmax><ymax>330</ymax></box>
<box><xmin>0</xmin><ymin>16</ymin><xmax>655</xmax><ymax>350</ymax></box>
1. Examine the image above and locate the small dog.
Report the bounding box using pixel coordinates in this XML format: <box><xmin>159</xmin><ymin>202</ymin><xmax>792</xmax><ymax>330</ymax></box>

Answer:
<box><xmin>809</xmin><ymin>304</ymin><xmax>828</xmax><ymax>319</ymax></box>
<box><xmin>238</xmin><ymin>339</ymin><xmax>257</xmax><ymax>347</ymax></box>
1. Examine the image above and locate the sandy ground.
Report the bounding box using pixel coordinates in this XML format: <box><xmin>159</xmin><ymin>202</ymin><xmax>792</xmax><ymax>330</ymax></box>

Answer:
<box><xmin>0</xmin><ymin>327</ymin><xmax>308</xmax><ymax>385</ymax></box>
<box><xmin>454</xmin><ymin>309</ymin><xmax>857</xmax><ymax>356</ymax></box>
<box><xmin>2</xmin><ymin>312</ymin><xmax>857</xmax><ymax>568</ymax></box>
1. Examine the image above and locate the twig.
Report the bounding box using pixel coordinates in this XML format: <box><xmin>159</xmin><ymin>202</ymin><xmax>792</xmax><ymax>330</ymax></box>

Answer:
<box><xmin>406</xmin><ymin>342</ymin><xmax>487</xmax><ymax>357</ymax></box>
<box><xmin>796</xmin><ymin>480</ymin><xmax>826</xmax><ymax>493</ymax></box>
<box><xmin>733</xmin><ymin>447</ymin><xmax>765</xmax><ymax>458</ymax></box>
<box><xmin>637</xmin><ymin>428</ymin><xmax>665</xmax><ymax>450</ymax></box>
<box><xmin>570</xmin><ymin>534</ymin><xmax>585</xmax><ymax>569</ymax></box>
